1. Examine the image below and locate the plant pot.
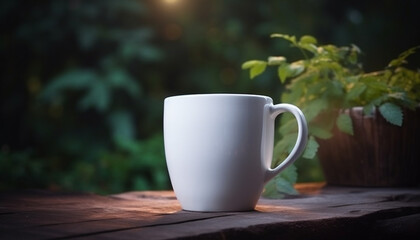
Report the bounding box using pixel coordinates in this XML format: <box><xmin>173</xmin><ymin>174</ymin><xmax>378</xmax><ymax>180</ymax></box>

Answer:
<box><xmin>317</xmin><ymin>107</ymin><xmax>420</xmax><ymax>187</ymax></box>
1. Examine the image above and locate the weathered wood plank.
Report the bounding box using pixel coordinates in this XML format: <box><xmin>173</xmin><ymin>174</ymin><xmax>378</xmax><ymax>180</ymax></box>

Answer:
<box><xmin>0</xmin><ymin>183</ymin><xmax>419</xmax><ymax>240</ymax></box>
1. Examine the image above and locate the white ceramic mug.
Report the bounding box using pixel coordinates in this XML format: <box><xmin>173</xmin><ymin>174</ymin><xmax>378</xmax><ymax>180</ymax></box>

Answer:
<box><xmin>164</xmin><ymin>94</ymin><xmax>308</xmax><ymax>212</ymax></box>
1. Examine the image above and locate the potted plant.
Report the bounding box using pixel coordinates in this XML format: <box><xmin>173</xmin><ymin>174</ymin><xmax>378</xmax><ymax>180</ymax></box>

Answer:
<box><xmin>242</xmin><ymin>34</ymin><xmax>420</xmax><ymax>189</ymax></box>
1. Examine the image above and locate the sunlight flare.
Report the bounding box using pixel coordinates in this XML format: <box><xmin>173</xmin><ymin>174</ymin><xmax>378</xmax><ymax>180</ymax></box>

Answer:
<box><xmin>163</xmin><ymin>0</ymin><xmax>179</xmax><ymax>4</ymax></box>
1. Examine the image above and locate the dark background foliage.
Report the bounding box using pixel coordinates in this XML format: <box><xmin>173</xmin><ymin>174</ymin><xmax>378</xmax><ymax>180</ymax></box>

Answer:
<box><xmin>1</xmin><ymin>0</ymin><xmax>419</xmax><ymax>193</ymax></box>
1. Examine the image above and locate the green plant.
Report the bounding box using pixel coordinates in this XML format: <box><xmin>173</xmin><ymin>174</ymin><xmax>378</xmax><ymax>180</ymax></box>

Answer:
<box><xmin>242</xmin><ymin>34</ymin><xmax>420</xmax><ymax>197</ymax></box>
<box><xmin>0</xmin><ymin>133</ymin><xmax>168</xmax><ymax>193</ymax></box>
<box><xmin>0</xmin><ymin>0</ymin><xmax>171</xmax><ymax>194</ymax></box>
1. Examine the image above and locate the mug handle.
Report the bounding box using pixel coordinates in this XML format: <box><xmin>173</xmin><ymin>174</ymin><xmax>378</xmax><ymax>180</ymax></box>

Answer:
<box><xmin>264</xmin><ymin>103</ymin><xmax>308</xmax><ymax>183</ymax></box>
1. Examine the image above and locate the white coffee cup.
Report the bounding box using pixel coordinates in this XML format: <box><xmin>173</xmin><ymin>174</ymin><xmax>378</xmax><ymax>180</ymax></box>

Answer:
<box><xmin>164</xmin><ymin>94</ymin><xmax>308</xmax><ymax>212</ymax></box>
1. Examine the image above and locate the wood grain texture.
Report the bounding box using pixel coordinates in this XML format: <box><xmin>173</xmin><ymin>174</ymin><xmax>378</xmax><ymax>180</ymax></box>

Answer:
<box><xmin>318</xmin><ymin>107</ymin><xmax>420</xmax><ymax>187</ymax></box>
<box><xmin>0</xmin><ymin>183</ymin><xmax>419</xmax><ymax>240</ymax></box>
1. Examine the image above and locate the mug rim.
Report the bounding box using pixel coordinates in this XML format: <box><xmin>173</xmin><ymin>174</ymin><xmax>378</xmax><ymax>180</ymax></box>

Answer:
<box><xmin>165</xmin><ymin>93</ymin><xmax>272</xmax><ymax>101</ymax></box>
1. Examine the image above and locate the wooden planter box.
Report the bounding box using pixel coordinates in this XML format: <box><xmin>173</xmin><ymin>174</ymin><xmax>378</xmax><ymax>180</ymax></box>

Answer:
<box><xmin>317</xmin><ymin>107</ymin><xmax>420</xmax><ymax>187</ymax></box>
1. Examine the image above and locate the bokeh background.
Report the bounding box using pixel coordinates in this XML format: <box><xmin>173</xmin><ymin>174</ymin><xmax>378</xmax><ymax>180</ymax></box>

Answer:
<box><xmin>1</xmin><ymin>0</ymin><xmax>419</xmax><ymax>194</ymax></box>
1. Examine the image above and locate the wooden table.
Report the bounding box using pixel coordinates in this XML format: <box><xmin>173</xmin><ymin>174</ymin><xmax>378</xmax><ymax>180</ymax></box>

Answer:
<box><xmin>1</xmin><ymin>183</ymin><xmax>419</xmax><ymax>239</ymax></box>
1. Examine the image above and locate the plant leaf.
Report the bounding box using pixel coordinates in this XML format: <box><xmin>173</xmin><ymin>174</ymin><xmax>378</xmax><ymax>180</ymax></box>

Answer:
<box><xmin>302</xmin><ymin>98</ymin><xmax>328</xmax><ymax>122</ymax></box>
<box><xmin>277</xmin><ymin>62</ymin><xmax>305</xmax><ymax>83</ymax></box>
<box><xmin>78</xmin><ymin>81</ymin><xmax>110</xmax><ymax>112</ymax></box>
<box><xmin>41</xmin><ymin>69</ymin><xmax>98</xmax><ymax>100</ymax></box>
<box><xmin>299</xmin><ymin>35</ymin><xmax>318</xmax><ymax>53</ymax></box>
<box><xmin>346</xmin><ymin>83</ymin><xmax>367</xmax><ymax>102</ymax></box>
<box><xmin>242</xmin><ymin>60</ymin><xmax>267</xmax><ymax>79</ymax></box>
<box><xmin>276</xmin><ymin>177</ymin><xmax>298</xmax><ymax>195</ymax></box>
<box><xmin>268</xmin><ymin>56</ymin><xmax>286</xmax><ymax>66</ymax></box>
<box><xmin>278</xmin><ymin>64</ymin><xmax>290</xmax><ymax>83</ymax></box>
<box><xmin>278</xmin><ymin>163</ymin><xmax>298</xmax><ymax>185</ymax></box>
<box><xmin>262</xmin><ymin>178</ymin><xmax>281</xmax><ymax>198</ymax></box>
<box><xmin>336</xmin><ymin>113</ymin><xmax>354</xmax><ymax>135</ymax></box>
<box><xmin>271</xmin><ymin>33</ymin><xmax>297</xmax><ymax>45</ymax></box>
<box><xmin>289</xmin><ymin>62</ymin><xmax>305</xmax><ymax>77</ymax></box>
<box><xmin>279</xmin><ymin>117</ymin><xmax>298</xmax><ymax>135</ymax></box>
<box><xmin>379</xmin><ymin>102</ymin><xmax>403</xmax><ymax>126</ymax></box>
<box><xmin>309</xmin><ymin>126</ymin><xmax>333</xmax><ymax>140</ymax></box>
<box><xmin>387</xmin><ymin>46</ymin><xmax>420</xmax><ymax>68</ymax></box>
<box><xmin>106</xmin><ymin>68</ymin><xmax>142</xmax><ymax>98</ymax></box>
<box><xmin>272</xmin><ymin>166</ymin><xmax>297</xmax><ymax>198</ymax></box>
<box><xmin>250</xmin><ymin>62</ymin><xmax>267</xmax><ymax>79</ymax></box>
<box><xmin>241</xmin><ymin>60</ymin><xmax>264</xmax><ymax>69</ymax></box>
<box><xmin>302</xmin><ymin>136</ymin><xmax>319</xmax><ymax>159</ymax></box>
<box><xmin>363</xmin><ymin>104</ymin><xmax>375</xmax><ymax>116</ymax></box>
<box><xmin>108</xmin><ymin>110</ymin><xmax>136</xmax><ymax>143</ymax></box>
<box><xmin>273</xmin><ymin>133</ymin><xmax>297</xmax><ymax>165</ymax></box>
<box><xmin>299</xmin><ymin>35</ymin><xmax>317</xmax><ymax>45</ymax></box>
<box><xmin>263</xmin><ymin>163</ymin><xmax>298</xmax><ymax>199</ymax></box>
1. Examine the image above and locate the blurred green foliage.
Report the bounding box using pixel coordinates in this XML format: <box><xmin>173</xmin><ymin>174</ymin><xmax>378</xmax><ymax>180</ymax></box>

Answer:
<box><xmin>1</xmin><ymin>0</ymin><xmax>419</xmax><ymax>194</ymax></box>
<box><xmin>1</xmin><ymin>0</ymin><xmax>167</xmax><ymax>193</ymax></box>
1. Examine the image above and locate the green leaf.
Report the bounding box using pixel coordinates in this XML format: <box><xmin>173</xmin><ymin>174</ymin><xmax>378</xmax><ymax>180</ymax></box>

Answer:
<box><xmin>279</xmin><ymin>117</ymin><xmax>298</xmax><ymax>135</ymax></box>
<box><xmin>299</xmin><ymin>35</ymin><xmax>317</xmax><ymax>45</ymax></box>
<box><xmin>276</xmin><ymin>177</ymin><xmax>298</xmax><ymax>195</ymax></box>
<box><xmin>363</xmin><ymin>104</ymin><xmax>375</xmax><ymax>116</ymax></box>
<box><xmin>302</xmin><ymin>136</ymin><xmax>319</xmax><ymax>159</ymax></box>
<box><xmin>78</xmin><ymin>81</ymin><xmax>110</xmax><ymax>112</ymax></box>
<box><xmin>268</xmin><ymin>56</ymin><xmax>287</xmax><ymax>66</ymax></box>
<box><xmin>325</xmin><ymin>80</ymin><xmax>344</xmax><ymax>97</ymax></box>
<box><xmin>273</xmin><ymin>133</ymin><xmax>297</xmax><ymax>165</ymax></box>
<box><xmin>271</xmin><ymin>33</ymin><xmax>297</xmax><ymax>45</ymax></box>
<box><xmin>278</xmin><ymin>163</ymin><xmax>298</xmax><ymax>185</ymax></box>
<box><xmin>336</xmin><ymin>113</ymin><xmax>354</xmax><ymax>135</ymax></box>
<box><xmin>346</xmin><ymin>83</ymin><xmax>367</xmax><ymax>102</ymax></box>
<box><xmin>277</xmin><ymin>62</ymin><xmax>305</xmax><ymax>83</ymax></box>
<box><xmin>309</xmin><ymin>126</ymin><xmax>333</xmax><ymax>140</ymax></box>
<box><xmin>278</xmin><ymin>64</ymin><xmax>290</xmax><ymax>83</ymax></box>
<box><xmin>366</xmin><ymin>81</ymin><xmax>388</xmax><ymax>91</ymax></box>
<box><xmin>137</xmin><ymin>45</ymin><xmax>163</xmax><ymax>61</ymax></box>
<box><xmin>387</xmin><ymin>46</ymin><xmax>420</xmax><ymax>68</ymax></box>
<box><xmin>351</xmin><ymin>44</ymin><xmax>362</xmax><ymax>54</ymax></box>
<box><xmin>289</xmin><ymin>62</ymin><xmax>305</xmax><ymax>77</ymax></box>
<box><xmin>299</xmin><ymin>35</ymin><xmax>318</xmax><ymax>53</ymax></box>
<box><xmin>379</xmin><ymin>103</ymin><xmax>403</xmax><ymax>126</ymax></box>
<box><xmin>302</xmin><ymin>98</ymin><xmax>328</xmax><ymax>122</ymax></box>
<box><xmin>262</xmin><ymin>179</ymin><xmax>281</xmax><ymax>198</ymax></box>
<box><xmin>108</xmin><ymin>110</ymin><xmax>136</xmax><ymax>143</ymax></box>
<box><xmin>281</xmin><ymin>87</ymin><xmax>302</xmax><ymax>103</ymax></box>
<box><xmin>41</xmin><ymin>69</ymin><xmax>98</xmax><ymax>100</ymax></box>
<box><xmin>275</xmin><ymin>164</ymin><xmax>298</xmax><ymax>197</ymax></box>
<box><xmin>263</xmin><ymin>164</ymin><xmax>298</xmax><ymax>198</ymax></box>
<box><xmin>388</xmin><ymin>92</ymin><xmax>418</xmax><ymax>109</ymax></box>
<box><xmin>106</xmin><ymin>68</ymin><xmax>142</xmax><ymax>98</ymax></box>
<box><xmin>348</xmin><ymin>49</ymin><xmax>358</xmax><ymax>64</ymax></box>
<box><xmin>301</xmin><ymin>43</ymin><xmax>318</xmax><ymax>53</ymax></box>
<box><xmin>275</xmin><ymin>133</ymin><xmax>297</xmax><ymax>154</ymax></box>
<box><xmin>242</xmin><ymin>60</ymin><xmax>267</xmax><ymax>79</ymax></box>
<box><xmin>250</xmin><ymin>62</ymin><xmax>267</xmax><ymax>79</ymax></box>
<box><xmin>241</xmin><ymin>60</ymin><xmax>262</xmax><ymax>69</ymax></box>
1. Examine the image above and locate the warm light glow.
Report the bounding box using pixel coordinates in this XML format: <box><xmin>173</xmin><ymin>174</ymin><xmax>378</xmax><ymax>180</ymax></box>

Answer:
<box><xmin>164</xmin><ymin>0</ymin><xmax>179</xmax><ymax>4</ymax></box>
